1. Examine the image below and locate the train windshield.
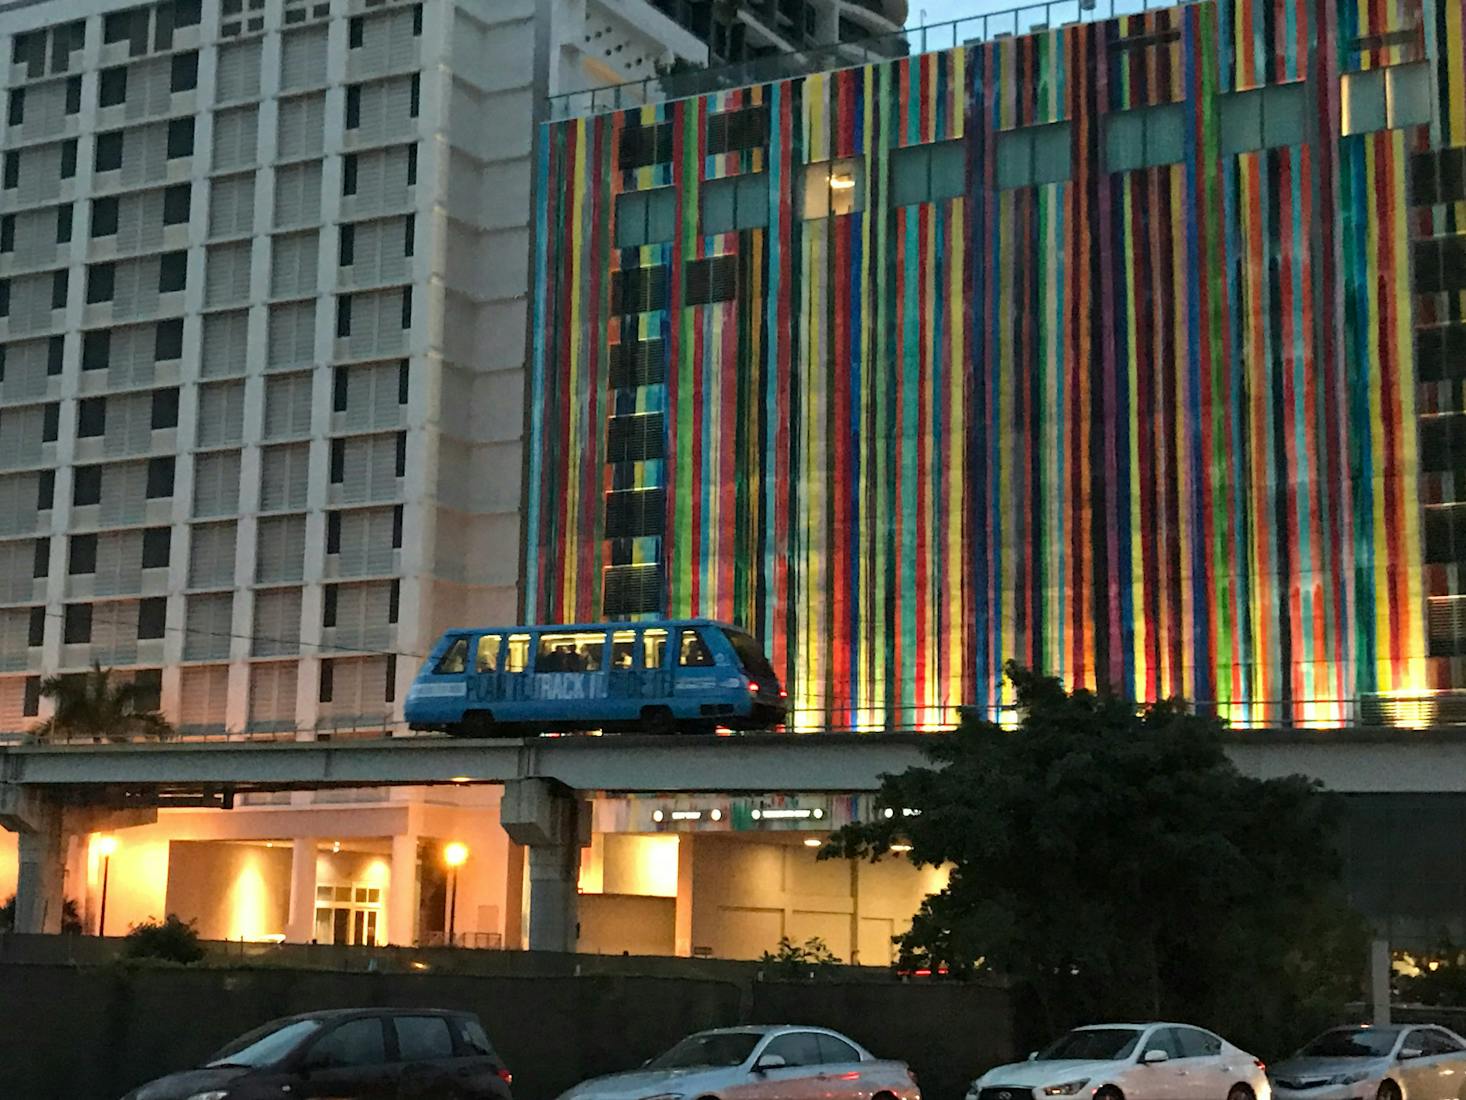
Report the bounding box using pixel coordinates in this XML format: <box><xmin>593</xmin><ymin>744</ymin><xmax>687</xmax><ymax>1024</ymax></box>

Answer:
<box><xmin>722</xmin><ymin>629</ymin><xmax>778</xmax><ymax>683</ymax></box>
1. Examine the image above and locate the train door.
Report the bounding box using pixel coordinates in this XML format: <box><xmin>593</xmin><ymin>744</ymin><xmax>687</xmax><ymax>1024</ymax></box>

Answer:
<box><xmin>531</xmin><ymin>629</ymin><xmax>610</xmax><ymax>722</ymax></box>
<box><xmin>497</xmin><ymin>632</ymin><xmax>533</xmax><ymax>720</ymax></box>
<box><xmin>465</xmin><ymin>633</ymin><xmax>503</xmax><ymax>711</ymax></box>
<box><xmin>673</xmin><ymin>626</ymin><xmax>721</xmax><ymax>710</ymax></box>
<box><xmin>605</xmin><ymin>628</ymin><xmax>641</xmax><ymax>719</ymax></box>
<box><xmin>640</xmin><ymin>627</ymin><xmax>673</xmax><ymax>703</ymax></box>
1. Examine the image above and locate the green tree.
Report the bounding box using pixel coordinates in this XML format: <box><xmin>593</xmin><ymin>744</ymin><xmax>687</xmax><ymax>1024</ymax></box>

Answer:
<box><xmin>825</xmin><ymin>664</ymin><xmax>1367</xmax><ymax>1057</ymax></box>
<box><xmin>32</xmin><ymin>663</ymin><xmax>172</xmax><ymax>743</ymax></box>
<box><xmin>124</xmin><ymin>914</ymin><xmax>205</xmax><ymax>964</ymax></box>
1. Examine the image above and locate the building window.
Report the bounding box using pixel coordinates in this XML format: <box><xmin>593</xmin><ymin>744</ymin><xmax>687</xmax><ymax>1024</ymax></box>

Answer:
<box><xmin>1412</xmin><ymin>147</ymin><xmax>1466</xmax><ymax>207</ymax></box>
<box><xmin>1343</xmin><ymin>62</ymin><xmax>1431</xmax><ymax>135</ymax></box>
<box><xmin>6</xmin><ymin>88</ymin><xmax>21</xmax><ymax>127</ymax></box>
<box><xmin>333</xmin><ymin>366</ymin><xmax>349</xmax><ymax>411</ymax></box>
<box><xmin>51</xmin><ymin>270</ymin><xmax>68</xmax><ymax>310</ymax></box>
<box><xmin>609</xmin><ymin>338</ymin><xmax>666</xmax><ymax>389</ymax></box>
<box><xmin>147</xmin><ymin>456</ymin><xmax>175</xmax><ymax>497</ymax></box>
<box><xmin>329</xmin><ymin>437</ymin><xmax>345</xmax><ymax>482</ymax></box>
<box><xmin>993</xmin><ymin>124</ymin><xmax>1070</xmax><ymax>190</ymax></box>
<box><xmin>42</xmin><ymin>403</ymin><xmax>58</xmax><ymax>442</ymax></box>
<box><xmin>326</xmin><ymin>511</ymin><xmax>341</xmax><ymax>553</ymax></box>
<box><xmin>603</xmin><ymin>564</ymin><xmax>661</xmax><ymax>616</ymax></box>
<box><xmin>56</xmin><ymin>204</ymin><xmax>73</xmax><ymax>243</ymax></box>
<box><xmin>339</xmin><ymin>224</ymin><xmax>355</xmax><ymax>265</ymax></box>
<box><xmin>63</xmin><ymin>603</ymin><xmax>91</xmax><ymax>644</ymax></box>
<box><xmin>163</xmin><ymin>183</ymin><xmax>191</xmax><ymax>224</ymax></box>
<box><xmin>394</xmin><ymin>431</ymin><xmax>406</xmax><ymax>477</ymax></box>
<box><xmin>60</xmin><ymin>139</ymin><xmax>77</xmax><ymax>179</ymax></box>
<box><xmin>388</xmin><ymin>578</ymin><xmax>400</xmax><ymax>622</ymax></box>
<box><xmin>406</xmin><ymin>144</ymin><xmax>417</xmax><ymax>186</ymax></box>
<box><xmin>894</xmin><ymin>138</ymin><xmax>971</xmax><ymax>201</ymax></box>
<box><xmin>167</xmin><ymin>117</ymin><xmax>195</xmax><ymax>158</ymax></box>
<box><xmin>322</xmin><ymin>584</ymin><xmax>337</xmax><ymax>627</ymax></box>
<box><xmin>0</xmin><ymin>279</ymin><xmax>7</xmax><ymax>315</ymax></box>
<box><xmin>69</xmin><ymin>533</ymin><xmax>97</xmax><ymax>575</ymax></box>
<box><xmin>2</xmin><ymin>151</ymin><xmax>18</xmax><ymax>189</ymax></box>
<box><xmin>1220</xmin><ymin>82</ymin><xmax>1306</xmax><ymax>155</ymax></box>
<box><xmin>400</xmin><ymin>286</ymin><xmax>411</xmax><ymax>329</ymax></box>
<box><xmin>77</xmin><ymin>397</ymin><xmax>106</xmax><ymax>437</ymax></box>
<box><xmin>606</xmin><ymin>412</ymin><xmax>665</xmax><ymax>462</ymax></box>
<box><xmin>23</xmin><ymin>676</ymin><xmax>41</xmax><ymax>717</ymax></box>
<box><xmin>345</xmin><ymin>85</ymin><xmax>361</xmax><ymax>129</ymax></box>
<box><xmin>138</xmin><ymin>598</ymin><xmax>167</xmax><ymax>640</ymax></box>
<box><xmin>158</xmin><ymin>250</ymin><xmax>187</xmax><ymax>293</ymax></box>
<box><xmin>1419</xmin><ymin>412</ymin><xmax>1466</xmax><ymax>473</ymax></box>
<box><xmin>155</xmin><ymin>318</ymin><xmax>184</xmax><ymax>360</ymax></box>
<box><xmin>409</xmin><ymin>74</ymin><xmax>420</xmax><ymax>118</ymax></box>
<box><xmin>342</xmin><ymin>153</ymin><xmax>358</xmax><ymax>195</ymax></box>
<box><xmin>348</xmin><ymin>15</ymin><xmax>363</xmax><ymax>46</ymax></box>
<box><xmin>604</xmin><ymin>487</ymin><xmax>665</xmax><ymax>538</ymax></box>
<box><xmin>403</xmin><ymin>214</ymin><xmax>414</xmax><ymax>257</ymax></box>
<box><xmin>319</xmin><ymin>658</ymin><xmax>334</xmax><ymax>702</ymax></box>
<box><xmin>1105</xmin><ymin>103</ymin><xmax>1185</xmax><ymax>172</ymax></box>
<box><xmin>392</xmin><ymin>504</ymin><xmax>403</xmax><ymax>547</ymax></box>
<box><xmin>37</xmin><ymin>470</ymin><xmax>54</xmax><ymax>510</ymax></box>
<box><xmin>151</xmin><ymin>387</ymin><xmax>180</xmax><ymax>429</ymax></box>
<box><xmin>95</xmin><ymin>131</ymin><xmax>124</xmax><ymax>172</ymax></box>
<box><xmin>0</xmin><ymin>215</ymin><xmax>12</xmax><ymax>253</ymax></box>
<box><xmin>412</xmin><ymin>4</ymin><xmax>422</xmax><ymax>34</ymax></box>
<box><xmin>33</xmin><ymin>537</ymin><xmax>50</xmax><ymax>578</ymax></box>
<box><xmin>684</xmin><ymin>254</ymin><xmax>737</xmax><ymax>306</ymax></box>
<box><xmin>384</xmin><ymin>653</ymin><xmax>397</xmax><ymax>702</ymax></box>
<box><xmin>707</xmin><ymin>105</ymin><xmax>769</xmax><ymax>155</ymax></box>
<box><xmin>28</xmin><ymin>606</ymin><xmax>45</xmax><ymax>647</ymax></box>
<box><xmin>700</xmin><ymin>173</ymin><xmax>768</xmax><ymax>234</ymax></box>
<box><xmin>141</xmin><ymin>527</ymin><xmax>171</xmax><ymax>569</ymax></box>
<box><xmin>615</xmin><ymin>187</ymin><xmax>677</xmax><ymax>248</ymax></box>
<box><xmin>99</xmin><ymin>66</ymin><xmax>128</xmax><ymax>108</ymax></box>
<box><xmin>47</xmin><ymin>336</ymin><xmax>64</xmax><ymax>376</ymax></box>
<box><xmin>398</xmin><ymin>360</ymin><xmax>409</xmax><ymax>403</ymax></box>
<box><xmin>171</xmin><ymin>50</ymin><xmax>198</xmax><ymax>92</ymax></box>
<box><xmin>620</xmin><ymin>121</ymin><xmax>674</xmax><ymax>169</ymax></box>
<box><xmin>1418</xmin><ymin>323</ymin><xmax>1466</xmax><ymax>382</ymax></box>
<box><xmin>1414</xmin><ymin>234</ymin><xmax>1466</xmax><ymax>294</ymax></box>
<box><xmin>66</xmin><ymin>77</ymin><xmax>81</xmax><ymax>115</ymax></box>
<box><xmin>611</xmin><ymin>264</ymin><xmax>669</xmax><ymax>314</ymax></box>
<box><xmin>336</xmin><ymin>296</ymin><xmax>351</xmax><ymax>337</ymax></box>
<box><xmin>802</xmin><ymin>158</ymin><xmax>863</xmax><ymax>219</ymax></box>
<box><xmin>83</xmin><ymin>330</ymin><xmax>110</xmax><ymax>371</ymax></box>
<box><xmin>73</xmin><ymin>465</ymin><xmax>102</xmax><ymax>506</ymax></box>
<box><xmin>87</xmin><ymin>263</ymin><xmax>115</xmax><ymax>303</ymax></box>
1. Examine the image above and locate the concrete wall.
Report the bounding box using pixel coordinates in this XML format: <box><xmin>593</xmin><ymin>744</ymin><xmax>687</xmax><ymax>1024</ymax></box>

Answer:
<box><xmin>165</xmin><ymin>842</ymin><xmax>293</xmax><ymax>942</ymax></box>
<box><xmin>0</xmin><ymin>962</ymin><xmax>1014</xmax><ymax>1100</ymax></box>
<box><xmin>579</xmin><ymin>894</ymin><xmax>675</xmax><ymax>956</ymax></box>
<box><xmin>689</xmin><ymin>835</ymin><xmax>948</xmax><ymax>965</ymax></box>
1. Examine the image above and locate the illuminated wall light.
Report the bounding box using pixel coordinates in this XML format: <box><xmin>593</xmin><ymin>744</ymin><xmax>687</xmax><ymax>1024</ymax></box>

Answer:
<box><xmin>709</xmin><ymin>808</ymin><xmax>723</xmax><ymax>822</ymax></box>
<box><xmin>890</xmin><ymin>844</ymin><xmax>914</xmax><ymax>853</ymax></box>
<box><xmin>331</xmin><ymin>841</ymin><xmax>341</xmax><ymax>854</ymax></box>
<box><xmin>652</xmin><ymin>809</ymin><xmax>665</xmax><ymax>823</ymax></box>
<box><xmin>803</xmin><ymin>837</ymin><xmax>823</xmax><ymax>848</ymax></box>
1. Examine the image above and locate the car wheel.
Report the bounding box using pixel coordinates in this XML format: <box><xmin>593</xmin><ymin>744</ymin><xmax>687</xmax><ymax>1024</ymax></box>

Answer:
<box><xmin>1376</xmin><ymin>1080</ymin><xmax>1401</xmax><ymax>1100</ymax></box>
<box><xmin>641</xmin><ymin>706</ymin><xmax>676</xmax><ymax>735</ymax></box>
<box><xmin>1227</xmin><ymin>1085</ymin><xmax>1254</xmax><ymax>1100</ymax></box>
<box><xmin>460</xmin><ymin>710</ymin><xmax>495</xmax><ymax>738</ymax></box>
<box><xmin>1095</xmin><ymin>1087</ymin><xmax>1125</xmax><ymax>1100</ymax></box>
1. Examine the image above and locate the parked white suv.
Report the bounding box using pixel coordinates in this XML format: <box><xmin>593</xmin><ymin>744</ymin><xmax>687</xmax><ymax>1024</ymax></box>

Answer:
<box><xmin>557</xmin><ymin>1024</ymin><xmax>921</xmax><ymax>1100</ymax></box>
<box><xmin>967</xmin><ymin>1022</ymin><xmax>1270</xmax><ymax>1100</ymax></box>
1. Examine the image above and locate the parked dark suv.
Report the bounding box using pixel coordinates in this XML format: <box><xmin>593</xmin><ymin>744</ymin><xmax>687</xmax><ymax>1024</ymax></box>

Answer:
<box><xmin>121</xmin><ymin>1007</ymin><xmax>513</xmax><ymax>1100</ymax></box>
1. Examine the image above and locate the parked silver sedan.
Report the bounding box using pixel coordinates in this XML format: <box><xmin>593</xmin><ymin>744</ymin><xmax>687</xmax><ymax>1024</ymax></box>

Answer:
<box><xmin>1269</xmin><ymin>1024</ymin><xmax>1466</xmax><ymax>1100</ymax></box>
<box><xmin>556</xmin><ymin>1024</ymin><xmax>921</xmax><ymax>1100</ymax></box>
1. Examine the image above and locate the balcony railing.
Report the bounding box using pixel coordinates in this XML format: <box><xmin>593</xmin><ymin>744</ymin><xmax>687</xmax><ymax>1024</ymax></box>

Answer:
<box><xmin>549</xmin><ymin>0</ymin><xmax>1200</xmax><ymax>120</ymax></box>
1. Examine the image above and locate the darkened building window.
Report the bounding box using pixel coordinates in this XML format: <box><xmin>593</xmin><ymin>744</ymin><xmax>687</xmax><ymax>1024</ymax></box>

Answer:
<box><xmin>1413</xmin><ymin>147</ymin><xmax>1466</xmax><ymax>207</ymax></box>
<box><xmin>707</xmin><ymin>105</ymin><xmax>769</xmax><ymax>155</ymax></box>
<box><xmin>993</xmin><ymin>125</ymin><xmax>1069</xmax><ymax>190</ymax></box>
<box><xmin>83</xmin><ymin>330</ymin><xmax>110</xmax><ymax>370</ymax></box>
<box><xmin>51</xmin><ymin>270</ymin><xmax>68</xmax><ymax>309</ymax></box>
<box><xmin>1219</xmin><ymin>82</ymin><xmax>1307</xmax><ymax>155</ymax></box>
<box><xmin>894</xmin><ymin>138</ymin><xmax>971</xmax><ymax>200</ymax></box>
<box><xmin>171</xmin><ymin>50</ymin><xmax>198</xmax><ymax>91</ymax></box>
<box><xmin>99</xmin><ymin>66</ymin><xmax>128</xmax><ymax>107</ymax></box>
<box><xmin>1414</xmin><ymin>234</ymin><xmax>1466</xmax><ymax>294</ymax></box>
<box><xmin>3</xmin><ymin>151</ymin><xmax>19</xmax><ymax>189</ymax></box>
<box><xmin>1106</xmin><ymin>102</ymin><xmax>1185</xmax><ymax>171</ymax></box>
<box><xmin>7</xmin><ymin>88</ymin><xmax>23</xmax><ymax>126</ymax></box>
<box><xmin>137</xmin><ymin>598</ymin><xmax>166</xmax><ymax>642</ymax></box>
<box><xmin>684</xmin><ymin>254</ymin><xmax>737</xmax><ymax>306</ymax></box>
<box><xmin>55</xmin><ymin>204</ymin><xmax>72</xmax><ymax>243</ymax></box>
<box><xmin>392</xmin><ymin>504</ymin><xmax>403</xmax><ymax>547</ymax></box>
<box><xmin>322</xmin><ymin>584</ymin><xmax>338</xmax><ymax>627</ymax></box>
<box><xmin>87</xmin><ymin>263</ymin><xmax>115</xmax><ymax>303</ymax></box>
<box><xmin>602</xmin><ymin>563</ymin><xmax>661</xmax><ymax>615</ymax></box>
<box><xmin>47</xmin><ymin>336</ymin><xmax>63</xmax><ymax>375</ymax></box>
<box><xmin>158</xmin><ymin>250</ymin><xmax>187</xmax><ymax>292</ymax></box>
<box><xmin>606</xmin><ymin>412</ymin><xmax>665</xmax><ymax>462</ymax></box>
<box><xmin>33</xmin><ymin>537</ymin><xmax>50</xmax><ymax>577</ymax></box>
<box><xmin>95</xmin><ymin>131</ymin><xmax>124</xmax><ymax>172</ymax></box>
<box><xmin>73</xmin><ymin>465</ymin><xmax>103</xmax><ymax>506</ymax></box>
<box><xmin>345</xmin><ymin>85</ymin><xmax>361</xmax><ymax>128</ymax></box>
<box><xmin>319</xmin><ymin>658</ymin><xmax>334</xmax><ymax>701</ymax></box>
<box><xmin>700</xmin><ymin>173</ymin><xmax>768</xmax><ymax>234</ymax></box>
<box><xmin>146</xmin><ymin>456</ymin><xmax>175</xmax><ymax>497</ymax></box>
<box><xmin>619</xmin><ymin>121</ymin><xmax>674</xmax><ymax>169</ymax></box>
<box><xmin>22</xmin><ymin>676</ymin><xmax>41</xmax><ymax>717</ymax></box>
<box><xmin>151</xmin><ymin>387</ymin><xmax>180</xmax><ymax>429</ymax></box>
<box><xmin>132</xmin><ymin>669</ymin><xmax>162</xmax><ymax>710</ymax></box>
<box><xmin>611</xmin><ymin>264</ymin><xmax>669</xmax><ymax>314</ymax></box>
<box><xmin>37</xmin><ymin>470</ymin><xmax>54</xmax><ymax>510</ymax></box>
<box><xmin>63</xmin><ymin>603</ymin><xmax>91</xmax><ymax>644</ymax></box>
<box><xmin>1418</xmin><ymin>324</ymin><xmax>1466</xmax><ymax>382</ymax></box>
<box><xmin>1429</xmin><ymin>595</ymin><xmax>1466</xmax><ymax>657</ymax></box>
<box><xmin>609</xmin><ymin>337</ymin><xmax>667</xmax><ymax>389</ymax></box>
<box><xmin>326</xmin><ymin>511</ymin><xmax>341</xmax><ymax>553</ymax></box>
<box><xmin>163</xmin><ymin>183</ymin><xmax>191</xmax><ymax>224</ymax></box>
<box><xmin>155</xmin><ymin>318</ymin><xmax>184</xmax><ymax>360</ymax></box>
<box><xmin>1343</xmin><ymin>62</ymin><xmax>1431</xmax><ymax>135</ymax></box>
<box><xmin>604</xmin><ymin>487</ymin><xmax>666</xmax><ymax>538</ymax></box>
<box><xmin>333</xmin><ymin>366</ymin><xmax>349</xmax><ymax>411</ymax></box>
<box><xmin>60</xmin><ymin>140</ymin><xmax>77</xmax><ymax>178</ymax></box>
<box><xmin>339</xmin><ymin>224</ymin><xmax>355</xmax><ymax>265</ymax></box>
<box><xmin>1424</xmin><ymin>505</ymin><xmax>1466</xmax><ymax>564</ymax></box>
<box><xmin>77</xmin><ymin>397</ymin><xmax>106</xmax><ymax>437</ymax></box>
<box><xmin>91</xmin><ymin>196</ymin><xmax>120</xmax><ymax>237</ymax></box>
<box><xmin>615</xmin><ymin>187</ymin><xmax>677</xmax><ymax>248</ymax></box>
<box><xmin>69</xmin><ymin>533</ymin><xmax>97</xmax><ymax>574</ymax></box>
<box><xmin>141</xmin><ymin>527</ymin><xmax>171</xmax><ymax>568</ymax></box>
<box><xmin>167</xmin><ymin>117</ymin><xmax>194</xmax><ymax>158</ymax></box>
<box><xmin>329</xmin><ymin>437</ymin><xmax>345</xmax><ymax>482</ymax></box>
<box><xmin>42</xmin><ymin>403</ymin><xmax>59</xmax><ymax>442</ymax></box>
<box><xmin>1419</xmin><ymin>412</ymin><xmax>1466</xmax><ymax>473</ymax></box>
<box><xmin>342</xmin><ymin>153</ymin><xmax>358</xmax><ymax>195</ymax></box>
<box><xmin>336</xmin><ymin>296</ymin><xmax>351</xmax><ymax>337</ymax></box>
<box><xmin>66</xmin><ymin>77</ymin><xmax>81</xmax><ymax>114</ymax></box>
<box><xmin>28</xmin><ymin>607</ymin><xmax>45</xmax><ymax>647</ymax></box>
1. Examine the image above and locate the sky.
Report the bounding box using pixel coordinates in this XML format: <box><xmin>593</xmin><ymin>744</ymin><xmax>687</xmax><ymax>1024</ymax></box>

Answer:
<box><xmin>904</xmin><ymin>0</ymin><xmax>1014</xmax><ymax>27</ymax></box>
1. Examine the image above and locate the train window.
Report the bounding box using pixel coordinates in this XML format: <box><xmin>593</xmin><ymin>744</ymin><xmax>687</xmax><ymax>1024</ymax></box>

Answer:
<box><xmin>643</xmin><ymin>628</ymin><xmax>669</xmax><ymax>668</ymax></box>
<box><xmin>435</xmin><ymin>637</ymin><xmax>468</xmax><ymax>674</ymax></box>
<box><xmin>475</xmin><ymin>634</ymin><xmax>501</xmax><ymax>673</ymax></box>
<box><xmin>678</xmin><ymin>629</ymin><xmax>715</xmax><ymax>667</ymax></box>
<box><xmin>505</xmin><ymin>633</ymin><xmax>531</xmax><ymax>673</ymax></box>
<box><xmin>611</xmin><ymin>629</ymin><xmax>636</xmax><ymax>669</ymax></box>
<box><xmin>537</xmin><ymin>632</ymin><xmax>606</xmax><ymax>673</ymax></box>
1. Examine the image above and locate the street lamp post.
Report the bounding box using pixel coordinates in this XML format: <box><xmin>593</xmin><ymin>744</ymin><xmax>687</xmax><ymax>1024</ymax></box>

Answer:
<box><xmin>443</xmin><ymin>842</ymin><xmax>468</xmax><ymax>947</ymax></box>
<box><xmin>96</xmin><ymin>836</ymin><xmax>118</xmax><ymax>937</ymax></box>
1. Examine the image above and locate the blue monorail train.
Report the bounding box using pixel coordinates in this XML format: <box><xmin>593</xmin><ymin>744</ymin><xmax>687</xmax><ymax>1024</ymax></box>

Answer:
<box><xmin>404</xmin><ymin>618</ymin><xmax>787</xmax><ymax>735</ymax></box>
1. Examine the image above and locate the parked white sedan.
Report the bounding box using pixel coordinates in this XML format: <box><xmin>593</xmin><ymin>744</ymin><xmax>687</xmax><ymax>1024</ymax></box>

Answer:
<box><xmin>1269</xmin><ymin>1024</ymin><xmax>1466</xmax><ymax>1100</ymax></box>
<box><xmin>967</xmin><ymin>1022</ymin><xmax>1270</xmax><ymax>1100</ymax></box>
<box><xmin>556</xmin><ymin>1024</ymin><xmax>921</xmax><ymax>1100</ymax></box>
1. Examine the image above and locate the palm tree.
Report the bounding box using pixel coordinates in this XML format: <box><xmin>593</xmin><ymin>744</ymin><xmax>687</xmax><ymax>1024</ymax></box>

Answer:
<box><xmin>32</xmin><ymin>663</ymin><xmax>173</xmax><ymax>743</ymax></box>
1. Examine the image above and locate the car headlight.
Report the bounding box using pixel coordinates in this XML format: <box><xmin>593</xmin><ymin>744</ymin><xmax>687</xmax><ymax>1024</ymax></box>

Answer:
<box><xmin>1328</xmin><ymin>1072</ymin><xmax>1371</xmax><ymax>1086</ymax></box>
<box><xmin>1043</xmin><ymin>1081</ymin><xmax>1091</xmax><ymax>1096</ymax></box>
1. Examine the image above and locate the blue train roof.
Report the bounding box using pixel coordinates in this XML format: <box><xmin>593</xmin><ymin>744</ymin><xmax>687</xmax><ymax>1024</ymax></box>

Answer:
<box><xmin>434</xmin><ymin>617</ymin><xmax>752</xmax><ymax>636</ymax></box>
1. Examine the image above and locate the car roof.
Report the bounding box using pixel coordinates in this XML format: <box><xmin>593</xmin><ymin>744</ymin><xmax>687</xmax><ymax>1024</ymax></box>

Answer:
<box><xmin>1074</xmin><ymin>1023</ymin><xmax>1208</xmax><ymax>1031</ymax></box>
<box><xmin>269</xmin><ymin>1007</ymin><xmax>468</xmax><ymax>1025</ymax></box>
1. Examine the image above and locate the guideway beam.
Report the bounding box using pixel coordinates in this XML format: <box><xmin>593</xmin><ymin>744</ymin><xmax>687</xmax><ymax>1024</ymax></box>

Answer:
<box><xmin>501</xmin><ymin>779</ymin><xmax>590</xmax><ymax>953</ymax></box>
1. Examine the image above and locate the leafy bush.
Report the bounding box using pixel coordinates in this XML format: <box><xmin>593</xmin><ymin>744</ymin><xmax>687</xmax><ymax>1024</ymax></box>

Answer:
<box><xmin>759</xmin><ymin>936</ymin><xmax>842</xmax><ymax>979</ymax></box>
<box><xmin>124</xmin><ymin>914</ymin><xmax>205</xmax><ymax>964</ymax></box>
<box><xmin>1396</xmin><ymin>941</ymin><xmax>1466</xmax><ymax>1006</ymax></box>
<box><xmin>1</xmin><ymin>896</ymin><xmax>84</xmax><ymax>934</ymax></box>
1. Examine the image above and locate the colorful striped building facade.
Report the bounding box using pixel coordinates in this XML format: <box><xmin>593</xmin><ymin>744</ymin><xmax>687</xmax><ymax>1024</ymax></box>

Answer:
<box><xmin>528</xmin><ymin>0</ymin><xmax>1466</xmax><ymax>731</ymax></box>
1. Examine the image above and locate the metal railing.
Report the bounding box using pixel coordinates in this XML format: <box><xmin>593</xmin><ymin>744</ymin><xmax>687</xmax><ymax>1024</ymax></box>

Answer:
<box><xmin>548</xmin><ymin>0</ymin><xmax>1200</xmax><ymax>120</ymax></box>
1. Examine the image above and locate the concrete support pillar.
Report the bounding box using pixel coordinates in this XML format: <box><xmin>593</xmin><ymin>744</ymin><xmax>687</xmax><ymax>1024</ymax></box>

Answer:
<box><xmin>388</xmin><ymin>832</ymin><xmax>419</xmax><ymax>947</ymax></box>
<box><xmin>500</xmin><ymin>779</ymin><xmax>589</xmax><ymax>954</ymax></box>
<box><xmin>14</xmin><ymin>810</ymin><xmax>65</xmax><ymax>935</ymax></box>
<box><xmin>1370</xmin><ymin>937</ymin><xmax>1392</xmax><ymax>1026</ymax></box>
<box><xmin>674</xmin><ymin>833</ymin><xmax>694</xmax><ymax>958</ymax></box>
<box><xmin>286</xmin><ymin>838</ymin><xmax>317</xmax><ymax>944</ymax></box>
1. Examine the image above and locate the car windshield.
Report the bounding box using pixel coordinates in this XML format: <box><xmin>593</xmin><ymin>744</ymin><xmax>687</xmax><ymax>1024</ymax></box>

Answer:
<box><xmin>207</xmin><ymin>1019</ymin><xmax>324</xmax><ymax>1068</ymax></box>
<box><xmin>1038</xmin><ymin>1029</ymin><xmax>1144</xmax><ymax>1062</ymax></box>
<box><xmin>1299</xmin><ymin>1028</ymin><xmax>1402</xmax><ymax>1058</ymax></box>
<box><xmin>649</xmin><ymin>1032</ymin><xmax>763</xmax><ymax>1069</ymax></box>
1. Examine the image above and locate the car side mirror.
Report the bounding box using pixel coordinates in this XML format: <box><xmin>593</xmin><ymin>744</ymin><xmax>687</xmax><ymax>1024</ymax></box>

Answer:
<box><xmin>1142</xmin><ymin>1049</ymin><xmax>1170</xmax><ymax>1065</ymax></box>
<box><xmin>1400</xmin><ymin>1048</ymin><xmax>1424</xmax><ymax>1061</ymax></box>
<box><xmin>755</xmin><ymin>1054</ymin><xmax>787</xmax><ymax>1073</ymax></box>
